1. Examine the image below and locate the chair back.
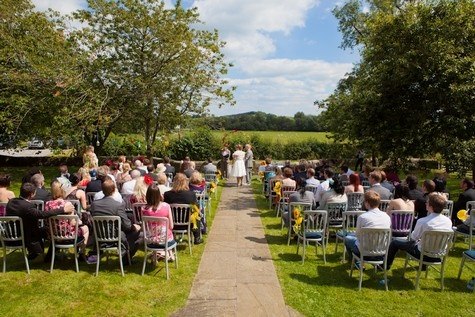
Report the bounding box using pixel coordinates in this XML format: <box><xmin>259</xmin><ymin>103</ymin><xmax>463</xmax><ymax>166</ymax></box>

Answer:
<box><xmin>342</xmin><ymin>211</ymin><xmax>365</xmax><ymax>235</ymax></box>
<box><xmin>132</xmin><ymin>203</ymin><xmax>146</xmax><ymax>225</ymax></box>
<box><xmin>379</xmin><ymin>200</ymin><xmax>391</xmax><ymax>213</ymax></box>
<box><xmin>66</xmin><ymin>199</ymin><xmax>82</xmax><ymax>216</ymax></box>
<box><xmin>346</xmin><ymin>192</ymin><xmax>364</xmax><ymax>211</ymax></box>
<box><xmin>301</xmin><ymin>210</ymin><xmax>327</xmax><ymax>238</ymax></box>
<box><xmin>304</xmin><ymin>185</ymin><xmax>318</xmax><ymax>195</ymax></box>
<box><xmin>420</xmin><ymin>230</ymin><xmax>454</xmax><ymax>259</ymax></box>
<box><xmin>49</xmin><ymin>215</ymin><xmax>80</xmax><ymax>243</ymax></box>
<box><xmin>170</xmin><ymin>204</ymin><xmax>191</xmax><ymax>227</ymax></box>
<box><xmin>142</xmin><ymin>216</ymin><xmax>170</xmax><ymax>246</ymax></box>
<box><xmin>92</xmin><ymin>216</ymin><xmax>121</xmax><ymax>243</ymax></box>
<box><xmin>466</xmin><ymin>201</ymin><xmax>475</xmax><ymax>213</ymax></box>
<box><xmin>441</xmin><ymin>200</ymin><xmax>454</xmax><ymax>219</ymax></box>
<box><xmin>327</xmin><ymin>202</ymin><xmax>348</xmax><ymax>225</ymax></box>
<box><xmin>204</xmin><ymin>174</ymin><xmax>217</xmax><ymax>182</ymax></box>
<box><xmin>121</xmin><ymin>194</ymin><xmax>133</xmax><ymax>212</ymax></box>
<box><xmin>86</xmin><ymin>192</ymin><xmax>96</xmax><ymax>205</ymax></box>
<box><xmin>0</xmin><ymin>216</ymin><xmax>25</xmax><ymax>244</ymax></box>
<box><xmin>357</xmin><ymin>228</ymin><xmax>391</xmax><ymax>257</ymax></box>
<box><xmin>281</xmin><ymin>185</ymin><xmax>296</xmax><ymax>193</ymax></box>
<box><xmin>390</xmin><ymin>210</ymin><xmax>414</xmax><ymax>238</ymax></box>
<box><xmin>288</xmin><ymin>202</ymin><xmax>312</xmax><ymax>221</ymax></box>
<box><xmin>0</xmin><ymin>202</ymin><xmax>7</xmax><ymax>217</ymax></box>
<box><xmin>195</xmin><ymin>193</ymin><xmax>206</xmax><ymax>212</ymax></box>
<box><xmin>29</xmin><ymin>200</ymin><xmax>44</xmax><ymax>211</ymax></box>
<box><xmin>362</xmin><ymin>180</ymin><xmax>370</xmax><ymax>187</ymax></box>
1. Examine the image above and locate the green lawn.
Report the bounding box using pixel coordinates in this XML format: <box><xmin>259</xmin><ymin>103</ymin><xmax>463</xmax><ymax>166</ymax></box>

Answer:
<box><xmin>0</xmin><ymin>169</ymin><xmax>224</xmax><ymax>316</ymax></box>
<box><xmin>211</xmin><ymin>130</ymin><xmax>333</xmax><ymax>144</ymax></box>
<box><xmin>251</xmin><ymin>176</ymin><xmax>474</xmax><ymax>317</ymax></box>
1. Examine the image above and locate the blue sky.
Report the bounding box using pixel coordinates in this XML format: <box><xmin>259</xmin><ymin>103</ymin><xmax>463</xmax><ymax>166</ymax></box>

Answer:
<box><xmin>33</xmin><ymin>0</ymin><xmax>359</xmax><ymax>116</ymax></box>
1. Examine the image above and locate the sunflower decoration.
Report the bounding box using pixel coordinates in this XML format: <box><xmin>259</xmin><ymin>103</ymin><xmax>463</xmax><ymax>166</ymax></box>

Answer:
<box><xmin>258</xmin><ymin>161</ymin><xmax>266</xmax><ymax>181</ymax></box>
<box><xmin>457</xmin><ymin>209</ymin><xmax>469</xmax><ymax>222</ymax></box>
<box><xmin>190</xmin><ymin>203</ymin><xmax>202</xmax><ymax>230</ymax></box>
<box><xmin>292</xmin><ymin>206</ymin><xmax>303</xmax><ymax>234</ymax></box>
<box><xmin>216</xmin><ymin>170</ymin><xmax>222</xmax><ymax>180</ymax></box>
<box><xmin>209</xmin><ymin>181</ymin><xmax>217</xmax><ymax>194</ymax></box>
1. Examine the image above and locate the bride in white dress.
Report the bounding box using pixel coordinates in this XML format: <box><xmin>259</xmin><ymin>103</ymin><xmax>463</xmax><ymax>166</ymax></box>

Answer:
<box><xmin>231</xmin><ymin>144</ymin><xmax>246</xmax><ymax>186</ymax></box>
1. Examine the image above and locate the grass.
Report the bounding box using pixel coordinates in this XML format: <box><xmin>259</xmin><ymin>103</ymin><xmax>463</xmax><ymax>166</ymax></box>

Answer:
<box><xmin>211</xmin><ymin>130</ymin><xmax>334</xmax><ymax>144</ymax></box>
<box><xmin>251</xmin><ymin>176</ymin><xmax>475</xmax><ymax>317</ymax></box>
<box><xmin>0</xmin><ymin>169</ymin><xmax>224</xmax><ymax>317</ymax></box>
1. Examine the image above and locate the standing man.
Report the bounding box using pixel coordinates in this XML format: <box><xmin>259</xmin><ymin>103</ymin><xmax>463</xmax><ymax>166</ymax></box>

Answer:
<box><xmin>220</xmin><ymin>144</ymin><xmax>230</xmax><ymax>179</ymax></box>
<box><xmin>355</xmin><ymin>149</ymin><xmax>365</xmax><ymax>172</ymax></box>
<box><xmin>244</xmin><ymin>144</ymin><xmax>254</xmax><ymax>185</ymax></box>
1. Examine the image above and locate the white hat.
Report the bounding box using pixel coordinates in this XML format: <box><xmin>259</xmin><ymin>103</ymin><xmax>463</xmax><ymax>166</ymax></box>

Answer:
<box><xmin>156</xmin><ymin>163</ymin><xmax>166</xmax><ymax>173</ymax></box>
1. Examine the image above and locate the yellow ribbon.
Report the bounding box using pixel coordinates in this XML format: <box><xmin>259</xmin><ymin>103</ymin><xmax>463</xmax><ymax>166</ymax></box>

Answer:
<box><xmin>190</xmin><ymin>204</ymin><xmax>202</xmax><ymax>230</ymax></box>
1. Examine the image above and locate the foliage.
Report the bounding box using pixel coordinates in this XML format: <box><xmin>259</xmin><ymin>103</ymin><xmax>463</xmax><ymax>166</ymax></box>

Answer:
<box><xmin>204</xmin><ymin>111</ymin><xmax>325</xmax><ymax>132</ymax></box>
<box><xmin>167</xmin><ymin>128</ymin><xmax>220</xmax><ymax>160</ymax></box>
<box><xmin>72</xmin><ymin>0</ymin><xmax>235</xmax><ymax>155</ymax></box>
<box><xmin>318</xmin><ymin>0</ymin><xmax>475</xmax><ymax>165</ymax></box>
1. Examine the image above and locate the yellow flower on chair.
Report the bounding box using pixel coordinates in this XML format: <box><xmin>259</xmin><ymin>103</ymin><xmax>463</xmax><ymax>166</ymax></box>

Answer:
<box><xmin>292</xmin><ymin>206</ymin><xmax>303</xmax><ymax>234</ymax></box>
<box><xmin>190</xmin><ymin>204</ymin><xmax>202</xmax><ymax>230</ymax></box>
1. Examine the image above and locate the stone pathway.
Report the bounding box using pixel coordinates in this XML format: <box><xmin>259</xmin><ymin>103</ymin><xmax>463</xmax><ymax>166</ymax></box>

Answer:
<box><xmin>172</xmin><ymin>182</ymin><xmax>300</xmax><ymax>317</ymax></box>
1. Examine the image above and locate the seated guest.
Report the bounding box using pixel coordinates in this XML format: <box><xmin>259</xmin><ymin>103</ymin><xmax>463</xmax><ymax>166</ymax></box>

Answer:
<box><xmin>86</xmin><ymin>167</ymin><xmax>108</xmax><ymax>193</ymax></box>
<box><xmin>413</xmin><ymin>180</ymin><xmax>436</xmax><ymax>220</ymax></box>
<box><xmin>6</xmin><ymin>182</ymin><xmax>74</xmax><ymax>259</ymax></box>
<box><xmin>344</xmin><ymin>191</ymin><xmax>391</xmax><ymax>268</ymax></box>
<box><xmin>156</xmin><ymin>173</ymin><xmax>171</xmax><ymax>198</ymax></box>
<box><xmin>406</xmin><ymin>174</ymin><xmax>424</xmax><ymax>201</ymax></box>
<box><xmin>77</xmin><ymin>167</ymin><xmax>91</xmax><ymax>188</ymax></box>
<box><xmin>164</xmin><ymin>173</ymin><xmax>201</xmax><ymax>244</ymax></box>
<box><xmin>345</xmin><ymin>173</ymin><xmax>364</xmax><ymax>194</ymax></box>
<box><xmin>134</xmin><ymin>159</ymin><xmax>147</xmax><ymax>176</ymax></box>
<box><xmin>130</xmin><ymin>176</ymin><xmax>149</xmax><ymax>204</ymax></box>
<box><xmin>90</xmin><ymin>179</ymin><xmax>141</xmax><ymax>261</ymax></box>
<box><xmin>358</xmin><ymin>165</ymin><xmax>372</xmax><ymax>183</ymax></box>
<box><xmin>201</xmin><ymin>158</ymin><xmax>217</xmax><ymax>174</ymax></box>
<box><xmin>339</xmin><ymin>165</ymin><xmax>352</xmax><ymax>183</ymax></box>
<box><xmin>380</xmin><ymin>171</ymin><xmax>395</xmax><ymax>194</ymax></box>
<box><xmin>22</xmin><ymin>167</ymin><xmax>41</xmax><ymax>184</ymax></box>
<box><xmin>433</xmin><ymin>172</ymin><xmax>448</xmax><ymax>195</ymax></box>
<box><xmin>0</xmin><ymin>173</ymin><xmax>15</xmax><ymax>203</ymax></box>
<box><xmin>93</xmin><ymin>176</ymin><xmax>123</xmax><ymax>203</ymax></box>
<box><xmin>281</xmin><ymin>167</ymin><xmax>297</xmax><ymax>188</ymax></box>
<box><xmin>121</xmin><ymin>169</ymin><xmax>141</xmax><ymax>195</ymax></box>
<box><xmin>163</xmin><ymin>156</ymin><xmax>176</xmax><ymax>176</ymax></box>
<box><xmin>142</xmin><ymin>184</ymin><xmax>175</xmax><ymax>260</ymax></box>
<box><xmin>293</xmin><ymin>164</ymin><xmax>307</xmax><ymax>189</ymax></box>
<box><xmin>315</xmin><ymin>168</ymin><xmax>334</xmax><ymax>206</ymax></box>
<box><xmin>305</xmin><ymin>168</ymin><xmax>320</xmax><ymax>187</ymax></box>
<box><xmin>386</xmin><ymin>193</ymin><xmax>452</xmax><ymax>270</ymax></box>
<box><xmin>384</xmin><ymin>167</ymin><xmax>400</xmax><ymax>185</ymax></box>
<box><xmin>368</xmin><ymin>170</ymin><xmax>392</xmax><ymax>200</ymax></box>
<box><xmin>182</xmin><ymin>161</ymin><xmax>195</xmax><ymax>179</ymax></box>
<box><xmin>31</xmin><ymin>173</ymin><xmax>52</xmax><ymax>202</ymax></box>
<box><xmin>453</xmin><ymin>178</ymin><xmax>475</xmax><ymax>225</ymax></box>
<box><xmin>386</xmin><ymin>184</ymin><xmax>414</xmax><ymax>215</ymax></box>
<box><xmin>64</xmin><ymin>173</ymin><xmax>88</xmax><ymax>210</ymax></box>
<box><xmin>189</xmin><ymin>172</ymin><xmax>206</xmax><ymax>193</ymax></box>
<box><xmin>116</xmin><ymin>162</ymin><xmax>132</xmax><ymax>184</ymax></box>
<box><xmin>146</xmin><ymin>164</ymin><xmax>159</xmax><ymax>182</ymax></box>
<box><xmin>318</xmin><ymin>177</ymin><xmax>348</xmax><ymax>210</ymax></box>
<box><xmin>46</xmin><ymin>180</ymin><xmax>89</xmax><ymax>257</ymax></box>
<box><xmin>57</xmin><ymin>163</ymin><xmax>71</xmax><ymax>188</ymax></box>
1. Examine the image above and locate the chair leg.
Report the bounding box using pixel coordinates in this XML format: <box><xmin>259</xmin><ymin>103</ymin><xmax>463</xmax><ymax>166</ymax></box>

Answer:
<box><xmin>95</xmin><ymin>245</ymin><xmax>100</xmax><ymax>277</ymax></box>
<box><xmin>3</xmin><ymin>246</ymin><xmax>7</xmax><ymax>273</ymax></box>
<box><xmin>425</xmin><ymin>266</ymin><xmax>429</xmax><ymax>278</ymax></box>
<box><xmin>334</xmin><ymin>237</ymin><xmax>339</xmax><ymax>253</ymax></box>
<box><xmin>74</xmin><ymin>245</ymin><xmax>79</xmax><ymax>273</ymax></box>
<box><xmin>188</xmin><ymin>231</ymin><xmax>192</xmax><ymax>255</ymax></box>
<box><xmin>322</xmin><ymin>241</ymin><xmax>326</xmax><ymax>264</ymax></box>
<box><xmin>141</xmin><ymin>248</ymin><xmax>147</xmax><ymax>276</ymax></box>
<box><xmin>415</xmin><ymin>261</ymin><xmax>423</xmax><ymax>290</ymax></box>
<box><xmin>403</xmin><ymin>255</ymin><xmax>409</xmax><ymax>278</ymax></box>
<box><xmin>350</xmin><ymin>255</ymin><xmax>355</xmax><ymax>277</ymax></box>
<box><xmin>458</xmin><ymin>255</ymin><xmax>465</xmax><ymax>279</ymax></box>
<box><xmin>50</xmin><ymin>245</ymin><xmax>55</xmax><ymax>273</ymax></box>
<box><xmin>118</xmin><ymin>248</ymin><xmax>124</xmax><ymax>277</ymax></box>
<box><xmin>296</xmin><ymin>237</ymin><xmax>300</xmax><ymax>255</ymax></box>
<box><xmin>302</xmin><ymin>239</ymin><xmax>306</xmax><ymax>264</ymax></box>
<box><xmin>174</xmin><ymin>246</ymin><xmax>178</xmax><ymax>268</ymax></box>
<box><xmin>441</xmin><ymin>259</ymin><xmax>446</xmax><ymax>291</ymax></box>
<box><xmin>22</xmin><ymin>247</ymin><xmax>30</xmax><ymax>274</ymax></box>
<box><xmin>165</xmin><ymin>248</ymin><xmax>169</xmax><ymax>280</ymax></box>
<box><xmin>358</xmin><ymin>259</ymin><xmax>364</xmax><ymax>291</ymax></box>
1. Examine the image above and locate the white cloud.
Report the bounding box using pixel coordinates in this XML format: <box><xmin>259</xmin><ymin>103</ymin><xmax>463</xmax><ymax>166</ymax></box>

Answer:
<box><xmin>32</xmin><ymin>0</ymin><xmax>84</xmax><ymax>15</ymax></box>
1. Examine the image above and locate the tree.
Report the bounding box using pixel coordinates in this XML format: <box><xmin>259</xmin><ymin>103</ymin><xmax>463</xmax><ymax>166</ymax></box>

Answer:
<box><xmin>317</xmin><ymin>0</ymin><xmax>475</xmax><ymax>164</ymax></box>
<box><xmin>73</xmin><ymin>0</ymin><xmax>235</xmax><ymax>155</ymax></box>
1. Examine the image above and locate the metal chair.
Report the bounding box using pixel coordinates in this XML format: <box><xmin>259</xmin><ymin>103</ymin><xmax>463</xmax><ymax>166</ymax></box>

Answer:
<box><xmin>403</xmin><ymin>229</ymin><xmax>454</xmax><ymax>290</ymax></box>
<box><xmin>0</xmin><ymin>216</ymin><xmax>30</xmax><ymax>274</ymax></box>
<box><xmin>86</xmin><ymin>192</ymin><xmax>96</xmax><ymax>206</ymax></box>
<box><xmin>204</xmin><ymin>173</ymin><xmax>217</xmax><ymax>183</ymax></box>
<box><xmin>276</xmin><ymin>188</ymin><xmax>296</xmax><ymax>217</ymax></box>
<box><xmin>268</xmin><ymin>179</ymin><xmax>280</xmax><ymax>210</ymax></box>
<box><xmin>379</xmin><ymin>200</ymin><xmax>391</xmax><ymax>213</ymax></box>
<box><xmin>346</xmin><ymin>192</ymin><xmax>364</xmax><ymax>211</ymax></box>
<box><xmin>66</xmin><ymin>199</ymin><xmax>82</xmax><ymax>216</ymax></box>
<box><xmin>335</xmin><ymin>211</ymin><xmax>365</xmax><ymax>261</ymax></box>
<box><xmin>285</xmin><ymin>202</ymin><xmax>312</xmax><ymax>245</ymax></box>
<box><xmin>48</xmin><ymin>215</ymin><xmax>83</xmax><ymax>273</ymax></box>
<box><xmin>390</xmin><ymin>210</ymin><xmax>415</xmax><ymax>240</ymax></box>
<box><xmin>121</xmin><ymin>194</ymin><xmax>133</xmax><ymax>213</ymax></box>
<box><xmin>132</xmin><ymin>203</ymin><xmax>146</xmax><ymax>225</ymax></box>
<box><xmin>141</xmin><ymin>216</ymin><xmax>178</xmax><ymax>279</ymax></box>
<box><xmin>454</xmin><ymin>202</ymin><xmax>475</xmax><ymax>250</ymax></box>
<box><xmin>350</xmin><ymin>228</ymin><xmax>391</xmax><ymax>291</ymax></box>
<box><xmin>92</xmin><ymin>216</ymin><xmax>130</xmax><ymax>277</ymax></box>
<box><xmin>195</xmin><ymin>192</ymin><xmax>207</xmax><ymax>217</ymax></box>
<box><xmin>296</xmin><ymin>210</ymin><xmax>327</xmax><ymax>264</ymax></box>
<box><xmin>0</xmin><ymin>202</ymin><xmax>7</xmax><ymax>217</ymax></box>
<box><xmin>30</xmin><ymin>199</ymin><xmax>45</xmax><ymax>227</ymax></box>
<box><xmin>443</xmin><ymin>200</ymin><xmax>454</xmax><ymax>219</ymax></box>
<box><xmin>457</xmin><ymin>249</ymin><xmax>475</xmax><ymax>292</ymax></box>
<box><xmin>326</xmin><ymin>202</ymin><xmax>348</xmax><ymax>242</ymax></box>
<box><xmin>170</xmin><ymin>204</ymin><xmax>192</xmax><ymax>255</ymax></box>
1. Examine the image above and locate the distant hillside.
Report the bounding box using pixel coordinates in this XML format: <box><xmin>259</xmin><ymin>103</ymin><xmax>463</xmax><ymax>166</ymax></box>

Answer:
<box><xmin>205</xmin><ymin>111</ymin><xmax>325</xmax><ymax>132</ymax></box>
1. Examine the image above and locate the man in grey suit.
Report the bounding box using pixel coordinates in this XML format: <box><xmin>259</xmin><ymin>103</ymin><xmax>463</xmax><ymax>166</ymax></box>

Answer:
<box><xmin>368</xmin><ymin>170</ymin><xmax>392</xmax><ymax>200</ymax></box>
<box><xmin>90</xmin><ymin>179</ymin><xmax>142</xmax><ymax>262</ymax></box>
<box><xmin>244</xmin><ymin>144</ymin><xmax>254</xmax><ymax>185</ymax></box>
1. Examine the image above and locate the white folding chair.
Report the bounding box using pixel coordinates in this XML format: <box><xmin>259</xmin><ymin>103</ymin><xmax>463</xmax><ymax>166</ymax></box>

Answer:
<box><xmin>0</xmin><ymin>216</ymin><xmax>30</xmax><ymax>274</ymax></box>
<box><xmin>390</xmin><ymin>210</ymin><xmax>415</xmax><ymax>240</ymax></box>
<box><xmin>346</xmin><ymin>192</ymin><xmax>364</xmax><ymax>211</ymax></box>
<box><xmin>326</xmin><ymin>202</ymin><xmax>348</xmax><ymax>242</ymax></box>
<box><xmin>268</xmin><ymin>179</ymin><xmax>280</xmax><ymax>210</ymax></box>
<box><xmin>92</xmin><ymin>216</ymin><xmax>130</xmax><ymax>277</ymax></box>
<box><xmin>170</xmin><ymin>204</ymin><xmax>193</xmax><ymax>255</ymax></box>
<box><xmin>335</xmin><ymin>211</ymin><xmax>365</xmax><ymax>261</ymax></box>
<box><xmin>285</xmin><ymin>202</ymin><xmax>312</xmax><ymax>245</ymax></box>
<box><xmin>350</xmin><ymin>228</ymin><xmax>391</xmax><ymax>291</ymax></box>
<box><xmin>141</xmin><ymin>216</ymin><xmax>178</xmax><ymax>279</ymax></box>
<box><xmin>379</xmin><ymin>200</ymin><xmax>391</xmax><ymax>213</ymax></box>
<box><xmin>296</xmin><ymin>210</ymin><xmax>327</xmax><ymax>264</ymax></box>
<box><xmin>276</xmin><ymin>189</ymin><xmax>296</xmax><ymax>217</ymax></box>
<box><xmin>132</xmin><ymin>203</ymin><xmax>146</xmax><ymax>225</ymax></box>
<box><xmin>403</xmin><ymin>229</ymin><xmax>454</xmax><ymax>290</ymax></box>
<box><xmin>454</xmin><ymin>201</ymin><xmax>475</xmax><ymax>250</ymax></box>
<box><xmin>48</xmin><ymin>215</ymin><xmax>82</xmax><ymax>273</ymax></box>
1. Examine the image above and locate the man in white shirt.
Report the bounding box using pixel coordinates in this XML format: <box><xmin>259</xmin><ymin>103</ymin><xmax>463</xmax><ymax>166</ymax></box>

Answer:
<box><xmin>121</xmin><ymin>169</ymin><xmax>141</xmax><ymax>194</ymax></box>
<box><xmin>344</xmin><ymin>191</ymin><xmax>391</xmax><ymax>264</ymax></box>
<box><xmin>315</xmin><ymin>168</ymin><xmax>334</xmax><ymax>206</ymax></box>
<box><xmin>386</xmin><ymin>192</ymin><xmax>452</xmax><ymax>269</ymax></box>
<box><xmin>305</xmin><ymin>168</ymin><xmax>320</xmax><ymax>187</ymax></box>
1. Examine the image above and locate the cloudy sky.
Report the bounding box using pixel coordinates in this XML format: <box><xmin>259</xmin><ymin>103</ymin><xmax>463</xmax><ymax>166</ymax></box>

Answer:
<box><xmin>32</xmin><ymin>0</ymin><xmax>359</xmax><ymax>116</ymax></box>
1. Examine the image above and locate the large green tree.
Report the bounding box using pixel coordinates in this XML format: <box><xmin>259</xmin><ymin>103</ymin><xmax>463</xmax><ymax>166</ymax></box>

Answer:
<box><xmin>72</xmin><ymin>0</ymin><xmax>235</xmax><ymax>155</ymax></box>
<box><xmin>318</xmin><ymin>0</ymin><xmax>475</xmax><ymax>163</ymax></box>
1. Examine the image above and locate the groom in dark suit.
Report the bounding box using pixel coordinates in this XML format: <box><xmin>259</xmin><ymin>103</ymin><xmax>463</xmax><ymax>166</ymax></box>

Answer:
<box><xmin>90</xmin><ymin>179</ymin><xmax>142</xmax><ymax>260</ymax></box>
<box><xmin>6</xmin><ymin>183</ymin><xmax>75</xmax><ymax>259</ymax></box>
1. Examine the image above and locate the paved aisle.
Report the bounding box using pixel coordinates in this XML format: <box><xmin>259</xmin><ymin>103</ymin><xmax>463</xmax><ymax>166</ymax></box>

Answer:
<box><xmin>172</xmin><ymin>182</ymin><xmax>300</xmax><ymax>317</ymax></box>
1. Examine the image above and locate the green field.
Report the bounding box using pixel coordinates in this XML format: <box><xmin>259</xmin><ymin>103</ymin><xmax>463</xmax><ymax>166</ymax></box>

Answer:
<box><xmin>211</xmin><ymin>130</ymin><xmax>334</xmax><ymax>144</ymax></box>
